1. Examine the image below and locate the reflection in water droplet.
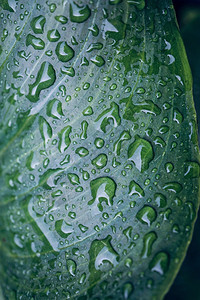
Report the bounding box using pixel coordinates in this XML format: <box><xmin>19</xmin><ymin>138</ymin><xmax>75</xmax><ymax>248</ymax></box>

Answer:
<box><xmin>88</xmin><ymin>177</ymin><xmax>116</xmax><ymax>212</ymax></box>
<box><xmin>46</xmin><ymin>98</ymin><xmax>64</xmax><ymax>119</ymax></box>
<box><xmin>67</xmin><ymin>173</ymin><xmax>80</xmax><ymax>185</ymax></box>
<box><xmin>154</xmin><ymin>193</ymin><xmax>167</xmax><ymax>208</ymax></box>
<box><xmin>75</xmin><ymin>147</ymin><xmax>89</xmax><ymax>157</ymax></box>
<box><xmin>47</xmin><ymin>29</ymin><xmax>61</xmax><ymax>42</ymax></box>
<box><xmin>149</xmin><ymin>252</ymin><xmax>169</xmax><ymax>275</ymax></box>
<box><xmin>184</xmin><ymin>161</ymin><xmax>200</xmax><ymax>178</ymax></box>
<box><xmin>30</xmin><ymin>15</ymin><xmax>46</xmax><ymax>34</ymax></box>
<box><xmin>88</xmin><ymin>235</ymin><xmax>119</xmax><ymax>285</ymax></box>
<box><xmin>66</xmin><ymin>259</ymin><xmax>77</xmax><ymax>276</ymax></box>
<box><xmin>95</xmin><ymin>102</ymin><xmax>121</xmax><ymax>132</ymax></box>
<box><xmin>26</xmin><ymin>34</ymin><xmax>45</xmax><ymax>50</ymax></box>
<box><xmin>27</xmin><ymin>61</ymin><xmax>56</xmax><ymax>102</ymax></box>
<box><xmin>113</xmin><ymin>131</ymin><xmax>131</xmax><ymax>155</ymax></box>
<box><xmin>128</xmin><ymin>136</ymin><xmax>154</xmax><ymax>172</ymax></box>
<box><xmin>39</xmin><ymin>116</ymin><xmax>52</xmax><ymax>147</ymax></box>
<box><xmin>136</xmin><ymin>206</ymin><xmax>157</xmax><ymax>226</ymax></box>
<box><xmin>69</xmin><ymin>1</ymin><xmax>91</xmax><ymax>23</ymax></box>
<box><xmin>55</xmin><ymin>15</ymin><xmax>68</xmax><ymax>24</ymax></box>
<box><xmin>129</xmin><ymin>180</ymin><xmax>145</xmax><ymax>198</ymax></box>
<box><xmin>55</xmin><ymin>42</ymin><xmax>74</xmax><ymax>62</ymax></box>
<box><xmin>90</xmin><ymin>55</ymin><xmax>105</xmax><ymax>67</ymax></box>
<box><xmin>92</xmin><ymin>154</ymin><xmax>108</xmax><ymax>169</ymax></box>
<box><xmin>141</xmin><ymin>232</ymin><xmax>157</xmax><ymax>258</ymax></box>
<box><xmin>163</xmin><ymin>182</ymin><xmax>182</xmax><ymax>193</ymax></box>
<box><xmin>55</xmin><ymin>219</ymin><xmax>73</xmax><ymax>238</ymax></box>
<box><xmin>58</xmin><ymin>126</ymin><xmax>72</xmax><ymax>153</ymax></box>
<box><xmin>123</xmin><ymin>282</ymin><xmax>134</xmax><ymax>299</ymax></box>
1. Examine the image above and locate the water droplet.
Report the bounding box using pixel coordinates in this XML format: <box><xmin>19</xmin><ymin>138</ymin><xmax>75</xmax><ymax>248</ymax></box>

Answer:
<box><xmin>66</xmin><ymin>259</ymin><xmax>77</xmax><ymax>276</ymax></box>
<box><xmin>90</xmin><ymin>55</ymin><xmax>105</xmax><ymax>67</ymax></box>
<box><xmin>88</xmin><ymin>177</ymin><xmax>116</xmax><ymax>212</ymax></box>
<box><xmin>27</xmin><ymin>61</ymin><xmax>56</xmax><ymax>102</ymax></box>
<box><xmin>136</xmin><ymin>206</ymin><xmax>157</xmax><ymax>226</ymax></box>
<box><xmin>31</xmin><ymin>15</ymin><xmax>46</xmax><ymax>34</ymax></box>
<box><xmin>153</xmin><ymin>137</ymin><xmax>166</xmax><ymax>148</ymax></box>
<box><xmin>47</xmin><ymin>29</ymin><xmax>61</xmax><ymax>42</ymax></box>
<box><xmin>88</xmin><ymin>24</ymin><xmax>99</xmax><ymax>36</ymax></box>
<box><xmin>55</xmin><ymin>15</ymin><xmax>68</xmax><ymax>24</ymax></box>
<box><xmin>184</xmin><ymin>161</ymin><xmax>200</xmax><ymax>178</ymax></box>
<box><xmin>26</xmin><ymin>34</ymin><xmax>45</xmax><ymax>50</ymax></box>
<box><xmin>58</xmin><ymin>126</ymin><xmax>72</xmax><ymax>153</ymax></box>
<box><xmin>123</xmin><ymin>282</ymin><xmax>134</xmax><ymax>299</ymax></box>
<box><xmin>95</xmin><ymin>102</ymin><xmax>121</xmax><ymax>132</ymax></box>
<box><xmin>92</xmin><ymin>154</ymin><xmax>108</xmax><ymax>169</ymax></box>
<box><xmin>94</xmin><ymin>138</ymin><xmax>105</xmax><ymax>149</ymax></box>
<box><xmin>163</xmin><ymin>182</ymin><xmax>182</xmax><ymax>193</ymax></box>
<box><xmin>159</xmin><ymin>125</ymin><xmax>169</xmax><ymax>134</ymax></box>
<box><xmin>60</xmin><ymin>154</ymin><xmax>70</xmax><ymax>165</ymax></box>
<box><xmin>128</xmin><ymin>136</ymin><xmax>154</xmax><ymax>172</ymax></box>
<box><xmin>68</xmin><ymin>173</ymin><xmax>80</xmax><ymax>185</ymax></box>
<box><xmin>154</xmin><ymin>193</ymin><xmax>167</xmax><ymax>208</ymax></box>
<box><xmin>82</xmin><ymin>106</ymin><xmax>93</xmax><ymax>116</ymax></box>
<box><xmin>123</xmin><ymin>226</ymin><xmax>133</xmax><ymax>241</ymax></box>
<box><xmin>141</xmin><ymin>232</ymin><xmax>157</xmax><ymax>258</ymax></box>
<box><xmin>165</xmin><ymin>162</ymin><xmax>174</xmax><ymax>173</ymax></box>
<box><xmin>78</xmin><ymin>224</ymin><xmax>88</xmax><ymax>233</ymax></box>
<box><xmin>80</xmin><ymin>120</ymin><xmax>88</xmax><ymax>140</ymax></box>
<box><xmin>88</xmin><ymin>235</ymin><xmax>119</xmax><ymax>285</ymax></box>
<box><xmin>87</xmin><ymin>42</ymin><xmax>103</xmax><ymax>52</ymax></box>
<box><xmin>121</xmin><ymin>98</ymin><xmax>161</xmax><ymax>121</ymax></box>
<box><xmin>55</xmin><ymin>219</ymin><xmax>73</xmax><ymax>238</ymax></box>
<box><xmin>113</xmin><ymin>130</ymin><xmax>131</xmax><ymax>155</ymax></box>
<box><xmin>129</xmin><ymin>180</ymin><xmax>145</xmax><ymax>198</ymax></box>
<box><xmin>55</xmin><ymin>42</ymin><xmax>74</xmax><ymax>62</ymax></box>
<box><xmin>69</xmin><ymin>1</ymin><xmax>91</xmax><ymax>23</ymax></box>
<box><xmin>61</xmin><ymin>66</ymin><xmax>75</xmax><ymax>77</ymax></box>
<box><xmin>47</xmin><ymin>98</ymin><xmax>64</xmax><ymax>119</ymax></box>
<box><xmin>75</xmin><ymin>147</ymin><xmax>89</xmax><ymax>157</ymax></box>
<box><xmin>39</xmin><ymin>116</ymin><xmax>52</xmax><ymax>147</ymax></box>
<box><xmin>149</xmin><ymin>252</ymin><xmax>169</xmax><ymax>275</ymax></box>
<box><xmin>173</xmin><ymin>108</ymin><xmax>183</xmax><ymax>124</ymax></box>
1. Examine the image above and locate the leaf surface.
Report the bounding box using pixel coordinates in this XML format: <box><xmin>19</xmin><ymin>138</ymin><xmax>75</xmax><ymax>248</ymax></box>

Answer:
<box><xmin>0</xmin><ymin>1</ymin><xmax>199</xmax><ymax>299</ymax></box>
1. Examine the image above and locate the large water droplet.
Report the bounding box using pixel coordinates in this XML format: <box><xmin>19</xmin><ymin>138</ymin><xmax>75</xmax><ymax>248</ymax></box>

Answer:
<box><xmin>46</xmin><ymin>98</ymin><xmax>64</xmax><ymax>119</ymax></box>
<box><xmin>39</xmin><ymin>116</ymin><xmax>52</xmax><ymax>147</ymax></box>
<box><xmin>27</xmin><ymin>61</ymin><xmax>56</xmax><ymax>102</ymax></box>
<box><xmin>66</xmin><ymin>259</ymin><xmax>77</xmax><ymax>276</ymax></box>
<box><xmin>141</xmin><ymin>232</ymin><xmax>157</xmax><ymax>258</ymax></box>
<box><xmin>149</xmin><ymin>252</ymin><xmax>169</xmax><ymax>275</ymax></box>
<box><xmin>69</xmin><ymin>1</ymin><xmax>91</xmax><ymax>23</ymax></box>
<box><xmin>88</xmin><ymin>177</ymin><xmax>116</xmax><ymax>212</ymax></box>
<box><xmin>30</xmin><ymin>15</ymin><xmax>46</xmax><ymax>34</ymax></box>
<box><xmin>92</xmin><ymin>154</ymin><xmax>108</xmax><ymax>169</ymax></box>
<box><xmin>47</xmin><ymin>29</ymin><xmax>61</xmax><ymax>42</ymax></box>
<box><xmin>26</xmin><ymin>34</ymin><xmax>45</xmax><ymax>50</ymax></box>
<box><xmin>88</xmin><ymin>235</ymin><xmax>119</xmax><ymax>285</ymax></box>
<box><xmin>95</xmin><ymin>102</ymin><xmax>121</xmax><ymax>132</ymax></box>
<box><xmin>55</xmin><ymin>42</ymin><xmax>74</xmax><ymax>62</ymax></box>
<box><xmin>128</xmin><ymin>136</ymin><xmax>154</xmax><ymax>172</ymax></box>
<box><xmin>58</xmin><ymin>126</ymin><xmax>72</xmax><ymax>153</ymax></box>
<box><xmin>129</xmin><ymin>180</ymin><xmax>145</xmax><ymax>198</ymax></box>
<box><xmin>113</xmin><ymin>130</ymin><xmax>131</xmax><ymax>155</ymax></box>
<box><xmin>136</xmin><ymin>206</ymin><xmax>157</xmax><ymax>226</ymax></box>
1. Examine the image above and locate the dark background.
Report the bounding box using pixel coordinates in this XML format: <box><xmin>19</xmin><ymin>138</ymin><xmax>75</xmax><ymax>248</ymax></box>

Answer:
<box><xmin>165</xmin><ymin>0</ymin><xmax>200</xmax><ymax>299</ymax></box>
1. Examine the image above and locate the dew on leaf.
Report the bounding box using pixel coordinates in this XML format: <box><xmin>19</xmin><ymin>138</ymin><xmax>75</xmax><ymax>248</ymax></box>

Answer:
<box><xmin>136</xmin><ymin>206</ymin><xmax>157</xmax><ymax>226</ymax></box>
<box><xmin>30</xmin><ymin>15</ymin><xmax>46</xmax><ymax>34</ymax></box>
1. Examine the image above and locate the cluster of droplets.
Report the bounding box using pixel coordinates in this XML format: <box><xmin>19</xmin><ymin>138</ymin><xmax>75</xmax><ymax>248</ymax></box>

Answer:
<box><xmin>0</xmin><ymin>0</ymin><xmax>199</xmax><ymax>299</ymax></box>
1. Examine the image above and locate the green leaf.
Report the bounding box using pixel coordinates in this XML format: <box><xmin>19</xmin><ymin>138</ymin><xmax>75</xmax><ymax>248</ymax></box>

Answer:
<box><xmin>0</xmin><ymin>0</ymin><xmax>199</xmax><ymax>299</ymax></box>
